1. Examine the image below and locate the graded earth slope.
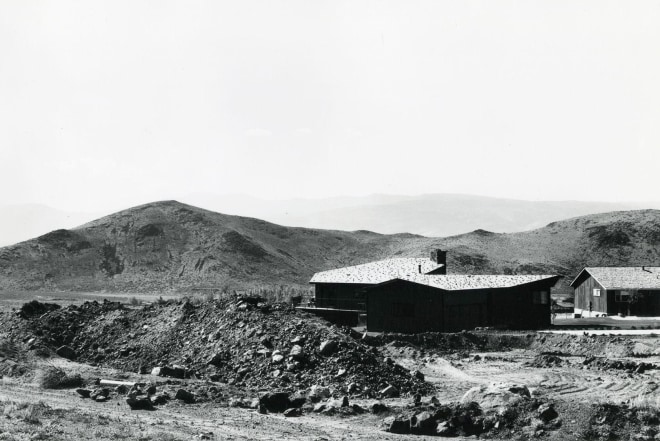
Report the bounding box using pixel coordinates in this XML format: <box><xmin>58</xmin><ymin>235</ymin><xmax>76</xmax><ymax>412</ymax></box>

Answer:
<box><xmin>0</xmin><ymin>201</ymin><xmax>658</xmax><ymax>293</ymax></box>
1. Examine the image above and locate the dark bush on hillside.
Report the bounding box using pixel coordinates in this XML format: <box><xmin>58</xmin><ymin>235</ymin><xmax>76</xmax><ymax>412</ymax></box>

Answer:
<box><xmin>18</xmin><ymin>301</ymin><xmax>61</xmax><ymax>318</ymax></box>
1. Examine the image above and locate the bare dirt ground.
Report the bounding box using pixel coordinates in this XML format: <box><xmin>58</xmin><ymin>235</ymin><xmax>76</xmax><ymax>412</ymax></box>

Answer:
<box><xmin>0</xmin><ymin>359</ymin><xmax>438</xmax><ymax>441</ymax></box>
<box><xmin>3</xmin><ymin>292</ymin><xmax>660</xmax><ymax>440</ymax></box>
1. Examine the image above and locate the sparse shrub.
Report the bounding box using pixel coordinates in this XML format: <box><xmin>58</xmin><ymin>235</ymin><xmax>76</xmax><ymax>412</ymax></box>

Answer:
<box><xmin>242</xmin><ymin>285</ymin><xmax>313</xmax><ymax>304</ymax></box>
<box><xmin>35</xmin><ymin>365</ymin><xmax>84</xmax><ymax>389</ymax></box>
<box><xmin>1</xmin><ymin>401</ymin><xmax>48</xmax><ymax>424</ymax></box>
<box><xmin>129</xmin><ymin>297</ymin><xmax>141</xmax><ymax>306</ymax></box>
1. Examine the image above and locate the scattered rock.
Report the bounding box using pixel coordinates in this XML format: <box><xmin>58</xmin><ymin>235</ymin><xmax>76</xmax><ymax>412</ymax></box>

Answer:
<box><xmin>384</xmin><ymin>416</ymin><xmax>410</xmax><ymax>434</ymax></box>
<box><xmin>55</xmin><ymin>345</ymin><xmax>76</xmax><ymax>360</ymax></box>
<box><xmin>259</xmin><ymin>391</ymin><xmax>291</xmax><ymax>413</ymax></box>
<box><xmin>380</xmin><ymin>385</ymin><xmax>399</xmax><ymax>398</ymax></box>
<box><xmin>76</xmin><ymin>388</ymin><xmax>91</xmax><ymax>398</ymax></box>
<box><xmin>309</xmin><ymin>385</ymin><xmax>331</xmax><ymax>402</ymax></box>
<box><xmin>175</xmin><ymin>388</ymin><xmax>195</xmax><ymax>404</ymax></box>
<box><xmin>410</xmin><ymin>411</ymin><xmax>435</xmax><ymax>435</ymax></box>
<box><xmin>538</xmin><ymin>403</ymin><xmax>558</xmax><ymax>423</ymax></box>
<box><xmin>319</xmin><ymin>340</ymin><xmax>338</xmax><ymax>356</ymax></box>
<box><xmin>283</xmin><ymin>407</ymin><xmax>302</xmax><ymax>417</ymax></box>
<box><xmin>126</xmin><ymin>396</ymin><xmax>154</xmax><ymax>410</ymax></box>
<box><xmin>371</xmin><ymin>402</ymin><xmax>389</xmax><ymax>414</ymax></box>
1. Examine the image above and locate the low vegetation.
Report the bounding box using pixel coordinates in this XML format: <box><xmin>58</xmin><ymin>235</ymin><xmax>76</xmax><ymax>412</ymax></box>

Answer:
<box><xmin>35</xmin><ymin>365</ymin><xmax>84</xmax><ymax>389</ymax></box>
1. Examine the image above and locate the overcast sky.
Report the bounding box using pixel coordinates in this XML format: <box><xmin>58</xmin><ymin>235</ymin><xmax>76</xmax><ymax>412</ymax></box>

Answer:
<box><xmin>1</xmin><ymin>1</ymin><xmax>658</xmax><ymax>212</ymax></box>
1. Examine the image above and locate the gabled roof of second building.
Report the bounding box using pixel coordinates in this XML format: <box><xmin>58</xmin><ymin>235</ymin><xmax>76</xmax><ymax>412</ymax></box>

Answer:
<box><xmin>310</xmin><ymin>258</ymin><xmax>444</xmax><ymax>285</ymax></box>
<box><xmin>570</xmin><ymin>267</ymin><xmax>660</xmax><ymax>290</ymax></box>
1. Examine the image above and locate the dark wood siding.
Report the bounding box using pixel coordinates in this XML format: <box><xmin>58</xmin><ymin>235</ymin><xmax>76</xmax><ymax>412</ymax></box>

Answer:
<box><xmin>366</xmin><ymin>281</ymin><xmax>445</xmax><ymax>333</ymax></box>
<box><xmin>488</xmin><ymin>284</ymin><xmax>552</xmax><ymax>329</ymax></box>
<box><xmin>366</xmin><ymin>279</ymin><xmax>555</xmax><ymax>333</ymax></box>
<box><xmin>608</xmin><ymin>289</ymin><xmax>660</xmax><ymax>316</ymax></box>
<box><xmin>573</xmin><ymin>275</ymin><xmax>607</xmax><ymax>314</ymax></box>
<box><xmin>443</xmin><ymin>290</ymin><xmax>487</xmax><ymax>331</ymax></box>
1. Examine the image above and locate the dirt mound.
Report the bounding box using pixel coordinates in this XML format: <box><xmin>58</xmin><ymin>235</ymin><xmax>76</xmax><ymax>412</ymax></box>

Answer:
<box><xmin>525</xmin><ymin>353</ymin><xmax>564</xmax><ymax>368</ymax></box>
<box><xmin>7</xmin><ymin>297</ymin><xmax>432</xmax><ymax>397</ymax></box>
<box><xmin>365</xmin><ymin>331</ymin><xmax>535</xmax><ymax>353</ymax></box>
<box><xmin>532</xmin><ymin>334</ymin><xmax>639</xmax><ymax>358</ymax></box>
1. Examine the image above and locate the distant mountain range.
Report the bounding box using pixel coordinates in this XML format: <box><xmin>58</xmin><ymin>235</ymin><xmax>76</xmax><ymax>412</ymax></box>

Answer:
<box><xmin>0</xmin><ymin>200</ymin><xmax>658</xmax><ymax>294</ymax></box>
<box><xmin>180</xmin><ymin>193</ymin><xmax>660</xmax><ymax>237</ymax></box>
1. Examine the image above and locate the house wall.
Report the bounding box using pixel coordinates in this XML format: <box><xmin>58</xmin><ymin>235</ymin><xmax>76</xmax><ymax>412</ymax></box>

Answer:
<box><xmin>313</xmin><ymin>283</ymin><xmax>369</xmax><ymax>310</ymax></box>
<box><xmin>488</xmin><ymin>284</ymin><xmax>552</xmax><ymax>329</ymax></box>
<box><xmin>607</xmin><ymin>289</ymin><xmax>660</xmax><ymax>316</ymax></box>
<box><xmin>366</xmin><ymin>280</ymin><xmax>553</xmax><ymax>333</ymax></box>
<box><xmin>366</xmin><ymin>281</ymin><xmax>445</xmax><ymax>333</ymax></box>
<box><xmin>573</xmin><ymin>275</ymin><xmax>607</xmax><ymax>315</ymax></box>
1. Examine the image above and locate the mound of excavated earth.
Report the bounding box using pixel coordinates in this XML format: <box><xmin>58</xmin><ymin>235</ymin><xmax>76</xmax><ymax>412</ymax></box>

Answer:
<box><xmin>4</xmin><ymin>298</ymin><xmax>432</xmax><ymax>397</ymax></box>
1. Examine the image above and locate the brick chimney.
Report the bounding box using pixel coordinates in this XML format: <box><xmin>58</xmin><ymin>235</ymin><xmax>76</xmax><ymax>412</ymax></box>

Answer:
<box><xmin>430</xmin><ymin>249</ymin><xmax>447</xmax><ymax>274</ymax></box>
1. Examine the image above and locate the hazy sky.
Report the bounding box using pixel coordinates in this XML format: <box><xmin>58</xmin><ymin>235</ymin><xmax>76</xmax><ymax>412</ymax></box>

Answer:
<box><xmin>1</xmin><ymin>1</ymin><xmax>658</xmax><ymax>212</ymax></box>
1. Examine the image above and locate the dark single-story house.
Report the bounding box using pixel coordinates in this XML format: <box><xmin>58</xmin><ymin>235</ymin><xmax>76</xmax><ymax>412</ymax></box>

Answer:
<box><xmin>570</xmin><ymin>267</ymin><xmax>660</xmax><ymax>317</ymax></box>
<box><xmin>309</xmin><ymin>250</ymin><xmax>447</xmax><ymax>311</ymax></box>
<box><xmin>308</xmin><ymin>250</ymin><xmax>560</xmax><ymax>332</ymax></box>
<box><xmin>365</xmin><ymin>274</ymin><xmax>560</xmax><ymax>332</ymax></box>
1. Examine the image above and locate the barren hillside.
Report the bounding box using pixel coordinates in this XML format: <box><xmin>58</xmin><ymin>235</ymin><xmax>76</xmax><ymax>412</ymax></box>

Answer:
<box><xmin>0</xmin><ymin>201</ymin><xmax>658</xmax><ymax>293</ymax></box>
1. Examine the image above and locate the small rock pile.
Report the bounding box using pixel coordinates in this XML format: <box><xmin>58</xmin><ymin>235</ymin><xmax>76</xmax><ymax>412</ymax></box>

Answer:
<box><xmin>524</xmin><ymin>353</ymin><xmax>564</xmax><ymax>368</ymax></box>
<box><xmin>75</xmin><ymin>382</ymin><xmax>192</xmax><ymax>409</ymax></box>
<box><xmin>582</xmin><ymin>356</ymin><xmax>657</xmax><ymax>374</ymax></box>
<box><xmin>582</xmin><ymin>403</ymin><xmax>660</xmax><ymax>441</ymax></box>
<box><xmin>384</xmin><ymin>384</ymin><xmax>561</xmax><ymax>438</ymax></box>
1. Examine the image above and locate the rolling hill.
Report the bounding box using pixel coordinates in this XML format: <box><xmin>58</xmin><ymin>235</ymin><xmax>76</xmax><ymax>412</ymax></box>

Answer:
<box><xmin>0</xmin><ymin>200</ymin><xmax>658</xmax><ymax>294</ymax></box>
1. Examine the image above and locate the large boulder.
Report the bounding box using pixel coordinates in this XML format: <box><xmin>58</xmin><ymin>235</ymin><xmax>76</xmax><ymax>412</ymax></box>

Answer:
<box><xmin>319</xmin><ymin>340</ymin><xmax>338</xmax><ymax>356</ymax></box>
<box><xmin>259</xmin><ymin>391</ymin><xmax>291</xmax><ymax>413</ymax></box>
<box><xmin>460</xmin><ymin>383</ymin><xmax>530</xmax><ymax>410</ymax></box>
<box><xmin>538</xmin><ymin>403</ymin><xmax>559</xmax><ymax>422</ymax></box>
<box><xmin>151</xmin><ymin>365</ymin><xmax>188</xmax><ymax>379</ymax></box>
<box><xmin>384</xmin><ymin>416</ymin><xmax>410</xmax><ymax>434</ymax></box>
<box><xmin>410</xmin><ymin>411</ymin><xmax>435</xmax><ymax>435</ymax></box>
<box><xmin>126</xmin><ymin>396</ymin><xmax>154</xmax><ymax>410</ymax></box>
<box><xmin>308</xmin><ymin>385</ymin><xmax>331</xmax><ymax>402</ymax></box>
<box><xmin>175</xmin><ymin>389</ymin><xmax>195</xmax><ymax>404</ymax></box>
<box><xmin>56</xmin><ymin>345</ymin><xmax>76</xmax><ymax>360</ymax></box>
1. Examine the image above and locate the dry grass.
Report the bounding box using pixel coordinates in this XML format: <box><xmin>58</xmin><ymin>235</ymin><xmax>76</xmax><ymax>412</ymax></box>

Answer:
<box><xmin>34</xmin><ymin>365</ymin><xmax>84</xmax><ymax>389</ymax></box>
<box><xmin>1</xmin><ymin>400</ymin><xmax>48</xmax><ymax>424</ymax></box>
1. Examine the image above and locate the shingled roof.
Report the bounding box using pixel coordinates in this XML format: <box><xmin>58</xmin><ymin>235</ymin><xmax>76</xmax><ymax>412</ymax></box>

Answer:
<box><xmin>570</xmin><ymin>267</ymin><xmax>660</xmax><ymax>290</ymax></box>
<box><xmin>310</xmin><ymin>258</ymin><xmax>444</xmax><ymax>284</ymax></box>
<box><xmin>389</xmin><ymin>274</ymin><xmax>560</xmax><ymax>291</ymax></box>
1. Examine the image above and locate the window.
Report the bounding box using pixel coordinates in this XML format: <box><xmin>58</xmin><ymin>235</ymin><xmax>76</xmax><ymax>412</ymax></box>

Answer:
<box><xmin>615</xmin><ymin>291</ymin><xmax>630</xmax><ymax>303</ymax></box>
<box><xmin>533</xmin><ymin>291</ymin><xmax>549</xmax><ymax>304</ymax></box>
<box><xmin>593</xmin><ymin>289</ymin><xmax>601</xmax><ymax>297</ymax></box>
<box><xmin>392</xmin><ymin>302</ymin><xmax>415</xmax><ymax>318</ymax></box>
